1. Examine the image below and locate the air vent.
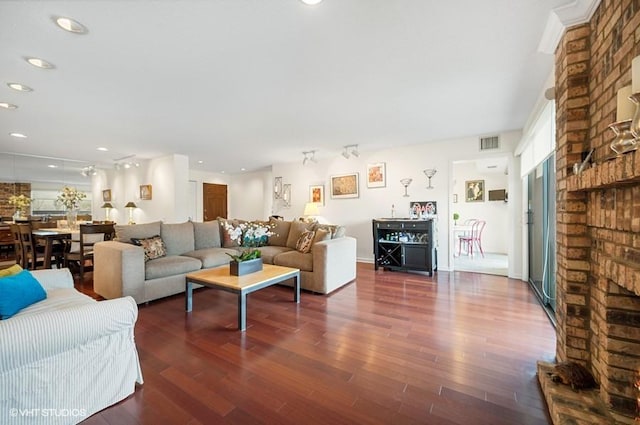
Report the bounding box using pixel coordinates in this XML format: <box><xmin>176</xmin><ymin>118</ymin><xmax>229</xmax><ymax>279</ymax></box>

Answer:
<box><xmin>480</xmin><ymin>136</ymin><xmax>500</xmax><ymax>151</ymax></box>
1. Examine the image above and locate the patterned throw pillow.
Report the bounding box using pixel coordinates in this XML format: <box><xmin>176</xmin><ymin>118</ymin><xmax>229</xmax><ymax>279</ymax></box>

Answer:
<box><xmin>296</xmin><ymin>230</ymin><xmax>316</xmax><ymax>253</ymax></box>
<box><xmin>131</xmin><ymin>235</ymin><xmax>167</xmax><ymax>262</ymax></box>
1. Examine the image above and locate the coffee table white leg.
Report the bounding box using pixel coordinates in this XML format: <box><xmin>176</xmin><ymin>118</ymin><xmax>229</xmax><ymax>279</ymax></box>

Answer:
<box><xmin>185</xmin><ymin>280</ymin><xmax>193</xmax><ymax>312</ymax></box>
<box><xmin>238</xmin><ymin>291</ymin><xmax>247</xmax><ymax>331</ymax></box>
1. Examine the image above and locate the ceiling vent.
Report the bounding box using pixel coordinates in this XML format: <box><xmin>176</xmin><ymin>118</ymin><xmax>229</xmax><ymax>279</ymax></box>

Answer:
<box><xmin>480</xmin><ymin>135</ymin><xmax>500</xmax><ymax>151</ymax></box>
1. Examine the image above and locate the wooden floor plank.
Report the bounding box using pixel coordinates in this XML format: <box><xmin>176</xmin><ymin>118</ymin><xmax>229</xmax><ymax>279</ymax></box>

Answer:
<box><xmin>77</xmin><ymin>263</ymin><xmax>554</xmax><ymax>424</ymax></box>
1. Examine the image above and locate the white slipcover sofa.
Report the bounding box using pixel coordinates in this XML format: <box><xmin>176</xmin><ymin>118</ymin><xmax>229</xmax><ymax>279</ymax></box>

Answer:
<box><xmin>0</xmin><ymin>268</ymin><xmax>143</xmax><ymax>425</ymax></box>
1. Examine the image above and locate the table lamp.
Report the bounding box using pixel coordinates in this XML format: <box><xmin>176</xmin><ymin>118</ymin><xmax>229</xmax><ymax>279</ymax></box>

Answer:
<box><xmin>125</xmin><ymin>201</ymin><xmax>137</xmax><ymax>225</ymax></box>
<box><xmin>101</xmin><ymin>202</ymin><xmax>113</xmax><ymax>221</ymax></box>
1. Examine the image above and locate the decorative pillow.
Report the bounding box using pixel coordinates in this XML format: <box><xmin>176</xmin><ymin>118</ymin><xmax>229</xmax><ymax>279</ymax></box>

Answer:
<box><xmin>286</xmin><ymin>221</ymin><xmax>313</xmax><ymax>250</ymax></box>
<box><xmin>0</xmin><ymin>269</ymin><xmax>47</xmax><ymax>319</ymax></box>
<box><xmin>312</xmin><ymin>228</ymin><xmax>331</xmax><ymax>245</ymax></box>
<box><xmin>267</xmin><ymin>218</ymin><xmax>291</xmax><ymax>246</ymax></box>
<box><xmin>296</xmin><ymin>230</ymin><xmax>316</xmax><ymax>253</ymax></box>
<box><xmin>218</xmin><ymin>218</ymin><xmax>244</xmax><ymax>248</ymax></box>
<box><xmin>0</xmin><ymin>264</ymin><xmax>23</xmax><ymax>278</ymax></box>
<box><xmin>243</xmin><ymin>221</ymin><xmax>271</xmax><ymax>247</ymax></box>
<box><xmin>131</xmin><ymin>235</ymin><xmax>167</xmax><ymax>262</ymax></box>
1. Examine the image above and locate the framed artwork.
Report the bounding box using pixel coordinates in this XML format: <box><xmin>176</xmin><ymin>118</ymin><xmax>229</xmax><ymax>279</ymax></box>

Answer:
<box><xmin>330</xmin><ymin>173</ymin><xmax>359</xmax><ymax>199</ymax></box>
<box><xmin>465</xmin><ymin>180</ymin><xmax>484</xmax><ymax>202</ymax></box>
<box><xmin>366</xmin><ymin>162</ymin><xmax>386</xmax><ymax>188</ymax></box>
<box><xmin>309</xmin><ymin>185</ymin><xmax>325</xmax><ymax>205</ymax></box>
<box><xmin>140</xmin><ymin>184</ymin><xmax>153</xmax><ymax>200</ymax></box>
<box><xmin>102</xmin><ymin>189</ymin><xmax>112</xmax><ymax>202</ymax></box>
<box><xmin>410</xmin><ymin>201</ymin><xmax>437</xmax><ymax>216</ymax></box>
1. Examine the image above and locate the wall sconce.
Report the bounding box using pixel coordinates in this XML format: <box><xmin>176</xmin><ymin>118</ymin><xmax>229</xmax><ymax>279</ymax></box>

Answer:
<box><xmin>342</xmin><ymin>144</ymin><xmax>359</xmax><ymax>159</ymax></box>
<box><xmin>274</xmin><ymin>176</ymin><xmax>283</xmax><ymax>199</ymax></box>
<box><xmin>400</xmin><ymin>178</ymin><xmax>412</xmax><ymax>197</ymax></box>
<box><xmin>629</xmin><ymin>56</ymin><xmax>640</xmax><ymax>142</ymax></box>
<box><xmin>423</xmin><ymin>169</ymin><xmax>437</xmax><ymax>189</ymax></box>
<box><xmin>609</xmin><ymin>85</ymin><xmax>636</xmax><ymax>155</ymax></box>
<box><xmin>101</xmin><ymin>202</ymin><xmax>113</xmax><ymax>221</ymax></box>
<box><xmin>302</xmin><ymin>151</ymin><xmax>317</xmax><ymax>166</ymax></box>
<box><xmin>282</xmin><ymin>184</ymin><xmax>291</xmax><ymax>208</ymax></box>
<box><xmin>125</xmin><ymin>201</ymin><xmax>137</xmax><ymax>225</ymax></box>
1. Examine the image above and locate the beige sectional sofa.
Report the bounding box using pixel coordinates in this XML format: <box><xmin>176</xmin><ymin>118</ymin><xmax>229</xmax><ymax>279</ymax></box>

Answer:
<box><xmin>94</xmin><ymin>219</ymin><xmax>357</xmax><ymax>304</ymax></box>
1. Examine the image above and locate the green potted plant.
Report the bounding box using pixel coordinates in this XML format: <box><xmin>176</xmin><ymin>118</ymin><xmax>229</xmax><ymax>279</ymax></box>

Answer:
<box><xmin>453</xmin><ymin>212</ymin><xmax>460</xmax><ymax>225</ymax></box>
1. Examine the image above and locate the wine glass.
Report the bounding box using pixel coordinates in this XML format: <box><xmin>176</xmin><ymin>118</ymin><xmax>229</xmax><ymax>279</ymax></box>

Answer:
<box><xmin>400</xmin><ymin>178</ymin><xmax>412</xmax><ymax>197</ymax></box>
<box><xmin>423</xmin><ymin>169</ymin><xmax>437</xmax><ymax>189</ymax></box>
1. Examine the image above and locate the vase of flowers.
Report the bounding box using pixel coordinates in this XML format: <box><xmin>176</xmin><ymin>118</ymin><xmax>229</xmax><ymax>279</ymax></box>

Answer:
<box><xmin>8</xmin><ymin>194</ymin><xmax>32</xmax><ymax>220</ymax></box>
<box><xmin>56</xmin><ymin>186</ymin><xmax>86</xmax><ymax>229</ymax></box>
<box><xmin>223</xmin><ymin>221</ymin><xmax>275</xmax><ymax>276</ymax></box>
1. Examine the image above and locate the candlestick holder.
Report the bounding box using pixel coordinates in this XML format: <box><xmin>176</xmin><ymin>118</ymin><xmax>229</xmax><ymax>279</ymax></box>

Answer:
<box><xmin>400</xmin><ymin>178</ymin><xmax>412</xmax><ymax>197</ymax></box>
<box><xmin>609</xmin><ymin>119</ymin><xmax>637</xmax><ymax>155</ymax></box>
<box><xmin>423</xmin><ymin>169</ymin><xmax>437</xmax><ymax>189</ymax></box>
<box><xmin>630</xmin><ymin>93</ymin><xmax>640</xmax><ymax>140</ymax></box>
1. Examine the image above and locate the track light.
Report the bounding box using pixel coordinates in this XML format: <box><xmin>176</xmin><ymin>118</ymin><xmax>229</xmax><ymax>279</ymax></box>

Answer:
<box><xmin>302</xmin><ymin>150</ymin><xmax>317</xmax><ymax>165</ymax></box>
<box><xmin>80</xmin><ymin>165</ymin><xmax>97</xmax><ymax>177</ymax></box>
<box><xmin>342</xmin><ymin>144</ymin><xmax>359</xmax><ymax>159</ymax></box>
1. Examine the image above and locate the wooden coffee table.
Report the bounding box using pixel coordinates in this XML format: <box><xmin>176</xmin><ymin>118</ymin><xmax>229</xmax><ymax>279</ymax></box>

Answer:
<box><xmin>185</xmin><ymin>264</ymin><xmax>300</xmax><ymax>331</ymax></box>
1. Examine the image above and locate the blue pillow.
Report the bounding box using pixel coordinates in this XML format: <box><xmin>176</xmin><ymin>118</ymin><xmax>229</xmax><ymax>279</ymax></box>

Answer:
<box><xmin>0</xmin><ymin>270</ymin><xmax>47</xmax><ymax>319</ymax></box>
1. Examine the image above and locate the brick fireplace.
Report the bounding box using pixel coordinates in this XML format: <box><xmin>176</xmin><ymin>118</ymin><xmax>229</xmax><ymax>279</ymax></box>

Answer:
<box><xmin>550</xmin><ymin>0</ymin><xmax>640</xmax><ymax>422</ymax></box>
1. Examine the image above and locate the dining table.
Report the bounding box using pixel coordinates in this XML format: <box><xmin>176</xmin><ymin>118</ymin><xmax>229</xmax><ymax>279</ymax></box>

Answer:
<box><xmin>32</xmin><ymin>229</ymin><xmax>72</xmax><ymax>269</ymax></box>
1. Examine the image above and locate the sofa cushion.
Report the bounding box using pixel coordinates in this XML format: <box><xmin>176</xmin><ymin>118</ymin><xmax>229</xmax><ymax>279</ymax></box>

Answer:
<box><xmin>257</xmin><ymin>245</ymin><xmax>293</xmax><ymax>264</ymax></box>
<box><xmin>274</xmin><ymin>250</ymin><xmax>313</xmax><ymax>272</ymax></box>
<box><xmin>161</xmin><ymin>221</ymin><xmax>195</xmax><ymax>255</ymax></box>
<box><xmin>296</xmin><ymin>230</ymin><xmax>315</xmax><ymax>253</ymax></box>
<box><xmin>193</xmin><ymin>220</ymin><xmax>221</xmax><ymax>249</ymax></box>
<box><xmin>145</xmin><ymin>255</ymin><xmax>202</xmax><ymax>280</ymax></box>
<box><xmin>183</xmin><ymin>247</ymin><xmax>237</xmax><ymax>269</ymax></box>
<box><xmin>0</xmin><ymin>270</ymin><xmax>47</xmax><ymax>319</ymax></box>
<box><xmin>131</xmin><ymin>235</ymin><xmax>167</xmax><ymax>262</ymax></box>
<box><xmin>267</xmin><ymin>218</ymin><xmax>290</xmax><ymax>246</ymax></box>
<box><xmin>218</xmin><ymin>218</ymin><xmax>244</xmax><ymax>248</ymax></box>
<box><xmin>312</xmin><ymin>223</ymin><xmax>346</xmax><ymax>239</ymax></box>
<box><xmin>313</xmin><ymin>228</ymin><xmax>331</xmax><ymax>245</ymax></box>
<box><xmin>115</xmin><ymin>221</ymin><xmax>162</xmax><ymax>243</ymax></box>
<box><xmin>286</xmin><ymin>221</ymin><xmax>313</xmax><ymax>250</ymax></box>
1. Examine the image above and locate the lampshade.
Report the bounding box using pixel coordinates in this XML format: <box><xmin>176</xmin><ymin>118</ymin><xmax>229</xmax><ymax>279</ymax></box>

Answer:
<box><xmin>303</xmin><ymin>202</ymin><xmax>320</xmax><ymax>216</ymax></box>
<box><xmin>125</xmin><ymin>201</ymin><xmax>137</xmax><ymax>208</ymax></box>
<box><xmin>101</xmin><ymin>202</ymin><xmax>113</xmax><ymax>209</ymax></box>
<box><xmin>616</xmin><ymin>85</ymin><xmax>634</xmax><ymax>122</ymax></box>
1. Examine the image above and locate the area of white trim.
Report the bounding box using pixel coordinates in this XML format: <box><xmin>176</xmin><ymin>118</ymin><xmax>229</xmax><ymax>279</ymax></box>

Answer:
<box><xmin>537</xmin><ymin>0</ymin><xmax>602</xmax><ymax>54</ymax></box>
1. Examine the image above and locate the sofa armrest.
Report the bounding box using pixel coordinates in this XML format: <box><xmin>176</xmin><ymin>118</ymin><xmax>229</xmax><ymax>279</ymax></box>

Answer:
<box><xmin>0</xmin><ymin>296</ymin><xmax>139</xmax><ymax>372</ymax></box>
<box><xmin>30</xmin><ymin>268</ymin><xmax>74</xmax><ymax>290</ymax></box>
<box><xmin>94</xmin><ymin>241</ymin><xmax>146</xmax><ymax>303</ymax></box>
<box><xmin>311</xmin><ymin>236</ymin><xmax>357</xmax><ymax>294</ymax></box>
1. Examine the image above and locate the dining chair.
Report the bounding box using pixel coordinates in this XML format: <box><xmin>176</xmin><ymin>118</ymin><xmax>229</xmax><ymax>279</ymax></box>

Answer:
<box><xmin>17</xmin><ymin>223</ymin><xmax>46</xmax><ymax>270</ymax></box>
<box><xmin>64</xmin><ymin>223</ymin><xmax>116</xmax><ymax>280</ymax></box>
<box><xmin>458</xmin><ymin>220</ymin><xmax>486</xmax><ymax>257</ymax></box>
<box><xmin>10</xmin><ymin>224</ymin><xmax>24</xmax><ymax>268</ymax></box>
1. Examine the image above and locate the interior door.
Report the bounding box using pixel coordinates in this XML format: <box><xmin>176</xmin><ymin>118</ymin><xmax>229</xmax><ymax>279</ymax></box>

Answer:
<box><xmin>203</xmin><ymin>183</ymin><xmax>227</xmax><ymax>221</ymax></box>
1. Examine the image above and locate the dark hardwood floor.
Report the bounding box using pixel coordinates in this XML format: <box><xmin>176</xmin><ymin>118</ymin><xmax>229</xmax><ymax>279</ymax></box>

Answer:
<box><xmin>77</xmin><ymin>263</ymin><xmax>555</xmax><ymax>425</ymax></box>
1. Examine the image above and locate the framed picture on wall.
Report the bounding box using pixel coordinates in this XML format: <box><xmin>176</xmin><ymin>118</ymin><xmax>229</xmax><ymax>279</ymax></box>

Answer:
<box><xmin>102</xmin><ymin>189</ymin><xmax>111</xmax><ymax>202</ymax></box>
<box><xmin>465</xmin><ymin>180</ymin><xmax>484</xmax><ymax>202</ymax></box>
<box><xmin>366</xmin><ymin>162</ymin><xmax>386</xmax><ymax>188</ymax></box>
<box><xmin>330</xmin><ymin>173</ymin><xmax>359</xmax><ymax>199</ymax></box>
<box><xmin>140</xmin><ymin>184</ymin><xmax>152</xmax><ymax>200</ymax></box>
<box><xmin>309</xmin><ymin>185</ymin><xmax>325</xmax><ymax>205</ymax></box>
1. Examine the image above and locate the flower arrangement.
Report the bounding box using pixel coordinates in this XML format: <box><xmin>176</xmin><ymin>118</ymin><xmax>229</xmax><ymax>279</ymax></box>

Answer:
<box><xmin>56</xmin><ymin>186</ymin><xmax>86</xmax><ymax>210</ymax></box>
<box><xmin>222</xmin><ymin>220</ymin><xmax>275</xmax><ymax>262</ymax></box>
<box><xmin>8</xmin><ymin>194</ymin><xmax>32</xmax><ymax>216</ymax></box>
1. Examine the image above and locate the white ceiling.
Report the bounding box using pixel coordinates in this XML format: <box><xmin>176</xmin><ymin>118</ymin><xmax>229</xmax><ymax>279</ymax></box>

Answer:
<box><xmin>0</xmin><ymin>0</ymin><xmax>570</xmax><ymax>181</ymax></box>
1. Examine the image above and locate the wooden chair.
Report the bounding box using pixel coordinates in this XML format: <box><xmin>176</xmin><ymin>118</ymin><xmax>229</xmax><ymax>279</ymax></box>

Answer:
<box><xmin>458</xmin><ymin>220</ymin><xmax>486</xmax><ymax>257</ymax></box>
<box><xmin>17</xmin><ymin>223</ymin><xmax>46</xmax><ymax>270</ymax></box>
<box><xmin>10</xmin><ymin>224</ymin><xmax>24</xmax><ymax>268</ymax></box>
<box><xmin>64</xmin><ymin>223</ymin><xmax>115</xmax><ymax>280</ymax></box>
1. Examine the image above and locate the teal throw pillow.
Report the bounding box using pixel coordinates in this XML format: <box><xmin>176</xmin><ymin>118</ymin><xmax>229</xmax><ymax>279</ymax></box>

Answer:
<box><xmin>0</xmin><ymin>270</ymin><xmax>47</xmax><ymax>319</ymax></box>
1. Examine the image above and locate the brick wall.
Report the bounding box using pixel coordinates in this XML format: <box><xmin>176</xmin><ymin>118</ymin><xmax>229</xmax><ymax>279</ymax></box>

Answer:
<box><xmin>0</xmin><ymin>183</ymin><xmax>32</xmax><ymax>218</ymax></box>
<box><xmin>555</xmin><ymin>0</ymin><xmax>640</xmax><ymax>418</ymax></box>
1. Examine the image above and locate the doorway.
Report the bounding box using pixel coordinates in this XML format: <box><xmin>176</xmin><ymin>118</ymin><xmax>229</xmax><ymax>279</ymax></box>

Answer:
<box><xmin>527</xmin><ymin>154</ymin><xmax>556</xmax><ymax>320</ymax></box>
<box><xmin>203</xmin><ymin>183</ymin><xmax>227</xmax><ymax>221</ymax></box>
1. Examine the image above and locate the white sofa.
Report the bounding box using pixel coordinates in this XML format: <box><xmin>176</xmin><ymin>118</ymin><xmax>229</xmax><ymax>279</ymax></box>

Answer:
<box><xmin>0</xmin><ymin>268</ymin><xmax>143</xmax><ymax>425</ymax></box>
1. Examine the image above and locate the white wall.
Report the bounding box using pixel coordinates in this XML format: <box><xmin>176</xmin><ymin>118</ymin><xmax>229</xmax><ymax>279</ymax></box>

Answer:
<box><xmin>228</xmin><ymin>169</ymin><xmax>272</xmax><ymax>220</ymax></box>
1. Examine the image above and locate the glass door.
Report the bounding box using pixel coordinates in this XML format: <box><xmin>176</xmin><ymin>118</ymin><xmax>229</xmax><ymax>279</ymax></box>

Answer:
<box><xmin>527</xmin><ymin>154</ymin><xmax>556</xmax><ymax>320</ymax></box>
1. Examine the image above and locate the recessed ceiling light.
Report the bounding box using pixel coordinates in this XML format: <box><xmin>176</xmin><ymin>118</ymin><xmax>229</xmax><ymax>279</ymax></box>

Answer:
<box><xmin>26</xmin><ymin>57</ymin><xmax>55</xmax><ymax>69</ymax></box>
<box><xmin>7</xmin><ymin>83</ymin><xmax>33</xmax><ymax>92</ymax></box>
<box><xmin>10</xmin><ymin>132</ymin><xmax>27</xmax><ymax>138</ymax></box>
<box><xmin>197</xmin><ymin>160</ymin><xmax>203</xmax><ymax>164</ymax></box>
<box><xmin>301</xmin><ymin>0</ymin><xmax>323</xmax><ymax>5</ymax></box>
<box><xmin>54</xmin><ymin>16</ymin><xmax>88</xmax><ymax>34</ymax></box>
<box><xmin>48</xmin><ymin>164</ymin><xmax>58</xmax><ymax>168</ymax></box>
<box><xmin>97</xmin><ymin>147</ymin><xmax>109</xmax><ymax>152</ymax></box>
<box><xmin>0</xmin><ymin>102</ymin><xmax>18</xmax><ymax>110</ymax></box>
<box><xmin>241</xmin><ymin>168</ymin><xmax>246</xmax><ymax>171</ymax></box>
